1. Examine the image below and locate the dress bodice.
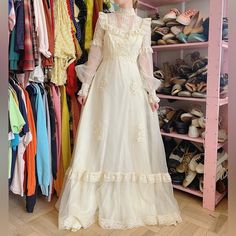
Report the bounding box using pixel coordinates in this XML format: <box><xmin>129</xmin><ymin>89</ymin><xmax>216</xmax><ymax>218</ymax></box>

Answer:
<box><xmin>97</xmin><ymin>12</ymin><xmax>151</xmax><ymax>62</ymax></box>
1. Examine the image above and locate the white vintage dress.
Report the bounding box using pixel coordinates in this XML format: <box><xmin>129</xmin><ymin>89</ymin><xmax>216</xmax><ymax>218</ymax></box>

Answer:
<box><xmin>57</xmin><ymin>8</ymin><xmax>182</xmax><ymax>231</ymax></box>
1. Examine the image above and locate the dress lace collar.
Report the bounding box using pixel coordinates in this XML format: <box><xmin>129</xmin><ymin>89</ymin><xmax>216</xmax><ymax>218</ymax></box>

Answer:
<box><xmin>117</xmin><ymin>7</ymin><xmax>136</xmax><ymax>16</ymax></box>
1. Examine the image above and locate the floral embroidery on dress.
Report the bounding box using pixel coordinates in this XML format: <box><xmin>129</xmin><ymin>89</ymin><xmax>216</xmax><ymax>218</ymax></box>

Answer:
<box><xmin>136</xmin><ymin>123</ymin><xmax>145</xmax><ymax>143</ymax></box>
<box><xmin>130</xmin><ymin>80</ymin><xmax>139</xmax><ymax>95</ymax></box>
<box><xmin>99</xmin><ymin>78</ymin><xmax>108</xmax><ymax>90</ymax></box>
<box><xmin>93</xmin><ymin>120</ymin><xmax>108</xmax><ymax>141</ymax></box>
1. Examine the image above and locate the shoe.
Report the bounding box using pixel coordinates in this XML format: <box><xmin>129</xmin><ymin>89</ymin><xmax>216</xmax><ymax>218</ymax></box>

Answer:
<box><xmin>197</xmin><ymin>82</ymin><xmax>207</xmax><ymax>93</ymax></box>
<box><xmin>181</xmin><ymin>113</ymin><xmax>193</xmax><ymax>122</ymax></box>
<box><xmin>190</xmin><ymin>107</ymin><xmax>203</xmax><ymax>117</ymax></box>
<box><xmin>202</xmin><ymin>17</ymin><xmax>209</xmax><ymax>40</ymax></box>
<box><xmin>176</xmin><ymin>32</ymin><xmax>188</xmax><ymax>43</ymax></box>
<box><xmin>217</xmin><ymin>148</ymin><xmax>228</xmax><ymax>166</ymax></box>
<box><xmin>171</xmin><ymin>173</ymin><xmax>185</xmax><ymax>185</ymax></box>
<box><xmin>216</xmin><ymin>179</ymin><xmax>226</xmax><ymax>193</ymax></box>
<box><xmin>188</xmin><ymin>125</ymin><xmax>200</xmax><ymax>138</ymax></box>
<box><xmin>162</xmin><ymin>62</ymin><xmax>173</xmax><ymax>88</ymax></box>
<box><xmin>157</xmin><ymin>39</ymin><xmax>167</xmax><ymax>45</ymax></box>
<box><xmin>163</xmin><ymin>33</ymin><xmax>176</xmax><ymax>41</ymax></box>
<box><xmin>158</xmin><ymin>86</ymin><xmax>172</xmax><ymax>95</ymax></box>
<box><xmin>166</xmin><ymin>20</ymin><xmax>181</xmax><ymax>27</ymax></box>
<box><xmin>218</xmin><ymin>129</ymin><xmax>227</xmax><ymax>143</ymax></box>
<box><xmin>163</xmin><ymin>8</ymin><xmax>180</xmax><ymax>22</ymax></box>
<box><xmin>198</xmin><ymin>117</ymin><xmax>206</xmax><ymax>129</ymax></box>
<box><xmin>170</xmin><ymin>76</ymin><xmax>187</xmax><ymax>85</ymax></box>
<box><xmin>176</xmin><ymin>59</ymin><xmax>192</xmax><ymax>77</ymax></box>
<box><xmin>188</xmin><ymin>175</ymin><xmax>200</xmax><ymax>190</ymax></box>
<box><xmin>176</xmin><ymin>145</ymin><xmax>198</xmax><ymax>173</ymax></box>
<box><xmin>168</xmin><ymin>140</ymin><xmax>187</xmax><ymax>168</ymax></box>
<box><xmin>171</xmin><ymin>84</ymin><xmax>182</xmax><ymax>96</ymax></box>
<box><xmin>183</xmin><ymin>169</ymin><xmax>197</xmax><ymax>187</ymax></box>
<box><xmin>185</xmin><ymin>78</ymin><xmax>198</xmax><ymax>92</ymax></box>
<box><xmin>195</xmin><ymin>154</ymin><xmax>205</xmax><ymax>174</ymax></box>
<box><xmin>191</xmin><ymin>118</ymin><xmax>200</xmax><ymax>127</ymax></box>
<box><xmin>192</xmin><ymin>91</ymin><xmax>206</xmax><ymax>98</ymax></box>
<box><xmin>176</xmin><ymin>9</ymin><xmax>198</xmax><ymax>26</ymax></box>
<box><xmin>151</xmin><ymin>19</ymin><xmax>165</xmax><ymax>28</ymax></box>
<box><xmin>154</xmin><ymin>26</ymin><xmax>170</xmax><ymax>35</ymax></box>
<box><xmin>166</xmin><ymin>39</ymin><xmax>181</xmax><ymax>44</ymax></box>
<box><xmin>187</xmin><ymin>33</ymin><xmax>207</xmax><ymax>42</ymax></box>
<box><xmin>153</xmin><ymin>70</ymin><xmax>165</xmax><ymax>79</ymax></box>
<box><xmin>163</xmin><ymin>137</ymin><xmax>177</xmax><ymax>160</ymax></box>
<box><xmin>189</xmin><ymin>153</ymin><xmax>204</xmax><ymax>172</ymax></box>
<box><xmin>199</xmin><ymin>176</ymin><xmax>204</xmax><ymax>192</ymax></box>
<box><xmin>178</xmin><ymin>90</ymin><xmax>191</xmax><ymax>97</ymax></box>
<box><xmin>162</xmin><ymin>109</ymin><xmax>185</xmax><ymax>133</ymax></box>
<box><xmin>183</xmin><ymin>11</ymin><xmax>200</xmax><ymax>35</ymax></box>
<box><xmin>151</xmin><ymin>32</ymin><xmax>163</xmax><ymax>41</ymax></box>
<box><xmin>191</xmin><ymin>17</ymin><xmax>204</xmax><ymax>34</ymax></box>
<box><xmin>216</xmin><ymin>164</ymin><xmax>228</xmax><ymax>182</ymax></box>
<box><xmin>174</xmin><ymin>120</ymin><xmax>190</xmax><ymax>134</ymax></box>
<box><xmin>171</xmin><ymin>25</ymin><xmax>184</xmax><ymax>35</ymax></box>
<box><xmin>189</xmin><ymin>51</ymin><xmax>208</xmax><ymax>72</ymax></box>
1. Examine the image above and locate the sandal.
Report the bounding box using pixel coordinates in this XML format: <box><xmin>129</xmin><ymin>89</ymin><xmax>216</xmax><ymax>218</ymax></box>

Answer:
<box><xmin>183</xmin><ymin>11</ymin><xmax>200</xmax><ymax>35</ymax></box>
<box><xmin>178</xmin><ymin>90</ymin><xmax>191</xmax><ymax>97</ymax></box>
<box><xmin>171</xmin><ymin>84</ymin><xmax>182</xmax><ymax>96</ymax></box>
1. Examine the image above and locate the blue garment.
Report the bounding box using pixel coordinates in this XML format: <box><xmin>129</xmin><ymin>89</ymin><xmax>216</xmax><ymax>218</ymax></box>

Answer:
<box><xmin>15</xmin><ymin>0</ymin><xmax>24</xmax><ymax>52</ymax></box>
<box><xmin>8</xmin><ymin>0</ymin><xmax>12</xmax><ymax>15</ymax></box>
<box><xmin>11</xmin><ymin>133</ymin><xmax>20</xmax><ymax>151</ymax></box>
<box><xmin>70</xmin><ymin>0</ymin><xmax>82</xmax><ymax>42</ymax></box>
<box><xmin>34</xmin><ymin>84</ymin><xmax>50</xmax><ymax>196</ymax></box>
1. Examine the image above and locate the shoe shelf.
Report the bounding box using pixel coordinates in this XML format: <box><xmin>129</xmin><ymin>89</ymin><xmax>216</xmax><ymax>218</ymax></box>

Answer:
<box><xmin>152</xmin><ymin>42</ymin><xmax>209</xmax><ymax>52</ymax></box>
<box><xmin>139</xmin><ymin>0</ymin><xmax>190</xmax><ymax>9</ymax></box>
<box><xmin>157</xmin><ymin>94</ymin><xmax>207</xmax><ymax>102</ymax></box>
<box><xmin>157</xmin><ymin>94</ymin><xmax>228</xmax><ymax>106</ymax></box>
<box><xmin>142</xmin><ymin>0</ymin><xmax>228</xmax><ymax>211</ymax></box>
<box><xmin>173</xmin><ymin>184</ymin><xmax>203</xmax><ymax>197</ymax></box>
<box><xmin>161</xmin><ymin>130</ymin><xmax>204</xmax><ymax>143</ymax></box>
<box><xmin>173</xmin><ymin>184</ymin><xmax>227</xmax><ymax>203</ymax></box>
<box><xmin>161</xmin><ymin>130</ymin><xmax>226</xmax><ymax>149</ymax></box>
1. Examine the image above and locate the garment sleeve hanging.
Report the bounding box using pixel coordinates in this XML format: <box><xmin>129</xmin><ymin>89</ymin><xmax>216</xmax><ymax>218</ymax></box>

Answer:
<box><xmin>75</xmin><ymin>12</ymin><xmax>105</xmax><ymax>97</ymax></box>
<box><xmin>138</xmin><ymin>18</ymin><xmax>161</xmax><ymax>103</ymax></box>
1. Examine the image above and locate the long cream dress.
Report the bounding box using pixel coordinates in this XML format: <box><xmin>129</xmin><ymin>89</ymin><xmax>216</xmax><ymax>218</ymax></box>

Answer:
<box><xmin>56</xmin><ymin>8</ymin><xmax>182</xmax><ymax>231</ymax></box>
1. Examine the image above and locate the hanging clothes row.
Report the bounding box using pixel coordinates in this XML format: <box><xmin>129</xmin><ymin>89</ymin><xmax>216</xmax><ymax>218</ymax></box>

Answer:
<box><xmin>8</xmin><ymin>78</ymin><xmax>73</xmax><ymax>212</ymax></box>
<box><xmin>8</xmin><ymin>0</ymin><xmax>115</xmax><ymax>213</ymax></box>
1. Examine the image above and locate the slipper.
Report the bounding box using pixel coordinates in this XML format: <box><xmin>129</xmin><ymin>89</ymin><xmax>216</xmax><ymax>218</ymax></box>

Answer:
<box><xmin>171</xmin><ymin>25</ymin><xmax>184</xmax><ymax>35</ymax></box>
<box><xmin>176</xmin><ymin>32</ymin><xmax>188</xmax><ymax>43</ymax></box>
<box><xmin>183</xmin><ymin>11</ymin><xmax>200</xmax><ymax>35</ymax></box>
<box><xmin>181</xmin><ymin>113</ymin><xmax>194</xmax><ymax>122</ymax></box>
<box><xmin>151</xmin><ymin>19</ymin><xmax>165</xmax><ymax>28</ymax></box>
<box><xmin>166</xmin><ymin>20</ymin><xmax>181</xmax><ymax>27</ymax></box>
<box><xmin>187</xmin><ymin>33</ymin><xmax>207</xmax><ymax>42</ymax></box>
<box><xmin>192</xmin><ymin>92</ymin><xmax>206</xmax><ymax>98</ymax></box>
<box><xmin>178</xmin><ymin>91</ymin><xmax>191</xmax><ymax>97</ymax></box>
<box><xmin>190</xmin><ymin>107</ymin><xmax>203</xmax><ymax>117</ymax></box>
<box><xmin>157</xmin><ymin>39</ymin><xmax>167</xmax><ymax>45</ymax></box>
<box><xmin>163</xmin><ymin>33</ymin><xmax>176</xmax><ymax>41</ymax></box>
<box><xmin>166</xmin><ymin>39</ymin><xmax>181</xmax><ymax>44</ymax></box>
<box><xmin>171</xmin><ymin>84</ymin><xmax>182</xmax><ymax>96</ymax></box>
<box><xmin>185</xmin><ymin>81</ymin><xmax>197</xmax><ymax>92</ymax></box>
<box><xmin>154</xmin><ymin>26</ymin><xmax>170</xmax><ymax>35</ymax></box>
<box><xmin>170</xmin><ymin>76</ymin><xmax>187</xmax><ymax>85</ymax></box>
<box><xmin>153</xmin><ymin>70</ymin><xmax>165</xmax><ymax>79</ymax></box>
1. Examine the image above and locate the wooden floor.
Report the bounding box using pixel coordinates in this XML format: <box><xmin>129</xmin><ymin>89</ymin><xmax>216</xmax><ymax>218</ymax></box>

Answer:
<box><xmin>9</xmin><ymin>190</ymin><xmax>228</xmax><ymax>236</ymax></box>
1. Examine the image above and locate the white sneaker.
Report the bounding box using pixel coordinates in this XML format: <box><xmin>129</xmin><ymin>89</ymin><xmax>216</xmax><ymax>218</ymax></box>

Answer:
<box><xmin>183</xmin><ymin>169</ymin><xmax>197</xmax><ymax>187</ymax></box>
<box><xmin>189</xmin><ymin>153</ymin><xmax>204</xmax><ymax>172</ymax></box>
<box><xmin>163</xmin><ymin>8</ymin><xmax>180</xmax><ymax>23</ymax></box>
<box><xmin>188</xmin><ymin>125</ymin><xmax>200</xmax><ymax>138</ymax></box>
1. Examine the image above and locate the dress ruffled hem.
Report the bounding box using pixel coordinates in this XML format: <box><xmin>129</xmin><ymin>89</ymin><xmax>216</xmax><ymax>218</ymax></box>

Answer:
<box><xmin>66</xmin><ymin>167</ymin><xmax>172</xmax><ymax>183</ymax></box>
<box><xmin>61</xmin><ymin>213</ymin><xmax>182</xmax><ymax>232</ymax></box>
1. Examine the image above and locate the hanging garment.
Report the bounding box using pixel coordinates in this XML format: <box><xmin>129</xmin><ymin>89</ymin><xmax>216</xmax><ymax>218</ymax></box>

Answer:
<box><xmin>51</xmin><ymin>0</ymin><xmax>76</xmax><ymax>86</ymax></box>
<box><xmin>8</xmin><ymin>90</ymin><xmax>25</xmax><ymax>181</ymax></box>
<box><xmin>92</xmin><ymin>0</ymin><xmax>99</xmax><ymax>33</ymax></box>
<box><xmin>45</xmin><ymin>84</ymin><xmax>58</xmax><ymax>180</ymax></box>
<box><xmin>51</xmin><ymin>85</ymin><xmax>63</xmax><ymax>195</ymax></box>
<box><xmin>10</xmin><ymin>85</ymin><xmax>32</xmax><ymax>196</ymax></box>
<box><xmin>22</xmin><ymin>88</ymin><xmax>37</xmax><ymax>197</ymax></box>
<box><xmin>97</xmin><ymin>0</ymin><xmax>103</xmax><ymax>11</ymax></box>
<box><xmin>42</xmin><ymin>0</ymin><xmax>54</xmax><ymax>67</ymax></box>
<box><xmin>9</xmin><ymin>28</ymin><xmax>20</xmax><ymax>71</ymax></box>
<box><xmin>34</xmin><ymin>84</ymin><xmax>51</xmax><ymax>196</ymax></box>
<box><xmin>57</xmin><ymin>9</ymin><xmax>182</xmax><ymax>231</ymax></box>
<box><xmin>60</xmin><ymin>86</ymin><xmax>72</xmax><ymax>172</ymax></box>
<box><xmin>84</xmin><ymin>0</ymin><xmax>94</xmax><ymax>50</ymax></box>
<box><xmin>15</xmin><ymin>0</ymin><xmax>24</xmax><ymax>52</ymax></box>
<box><xmin>19</xmin><ymin>0</ymin><xmax>35</xmax><ymax>71</ymax></box>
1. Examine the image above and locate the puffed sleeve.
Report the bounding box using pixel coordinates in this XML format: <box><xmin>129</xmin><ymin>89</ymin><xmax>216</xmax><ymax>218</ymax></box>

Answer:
<box><xmin>138</xmin><ymin>18</ymin><xmax>161</xmax><ymax>103</ymax></box>
<box><xmin>75</xmin><ymin>12</ymin><xmax>106</xmax><ymax>97</ymax></box>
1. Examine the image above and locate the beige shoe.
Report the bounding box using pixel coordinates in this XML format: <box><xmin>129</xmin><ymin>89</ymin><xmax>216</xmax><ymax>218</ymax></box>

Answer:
<box><xmin>176</xmin><ymin>149</ymin><xmax>195</xmax><ymax>173</ymax></box>
<box><xmin>190</xmin><ymin>107</ymin><xmax>204</xmax><ymax>117</ymax></box>
<box><xmin>188</xmin><ymin>125</ymin><xmax>200</xmax><ymax>138</ymax></box>
<box><xmin>183</xmin><ymin>169</ymin><xmax>197</xmax><ymax>187</ymax></box>
<box><xmin>218</xmin><ymin>129</ymin><xmax>227</xmax><ymax>143</ymax></box>
<box><xmin>191</xmin><ymin>17</ymin><xmax>204</xmax><ymax>34</ymax></box>
<box><xmin>181</xmin><ymin>113</ymin><xmax>193</xmax><ymax>122</ymax></box>
<box><xmin>189</xmin><ymin>153</ymin><xmax>204</xmax><ymax>172</ymax></box>
<box><xmin>183</xmin><ymin>11</ymin><xmax>200</xmax><ymax>35</ymax></box>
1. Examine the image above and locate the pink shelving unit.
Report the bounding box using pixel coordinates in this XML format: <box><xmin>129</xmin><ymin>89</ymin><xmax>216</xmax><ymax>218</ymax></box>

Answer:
<box><xmin>138</xmin><ymin>0</ymin><xmax>228</xmax><ymax>210</ymax></box>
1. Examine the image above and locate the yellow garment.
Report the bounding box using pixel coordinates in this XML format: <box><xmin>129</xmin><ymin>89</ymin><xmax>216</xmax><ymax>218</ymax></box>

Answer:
<box><xmin>60</xmin><ymin>86</ymin><xmax>72</xmax><ymax>173</ymax></box>
<box><xmin>71</xmin><ymin>21</ymin><xmax>82</xmax><ymax>60</ymax></box>
<box><xmin>98</xmin><ymin>0</ymin><xmax>103</xmax><ymax>11</ymax></box>
<box><xmin>52</xmin><ymin>0</ymin><xmax>76</xmax><ymax>86</ymax></box>
<box><xmin>84</xmin><ymin>0</ymin><xmax>94</xmax><ymax>50</ymax></box>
